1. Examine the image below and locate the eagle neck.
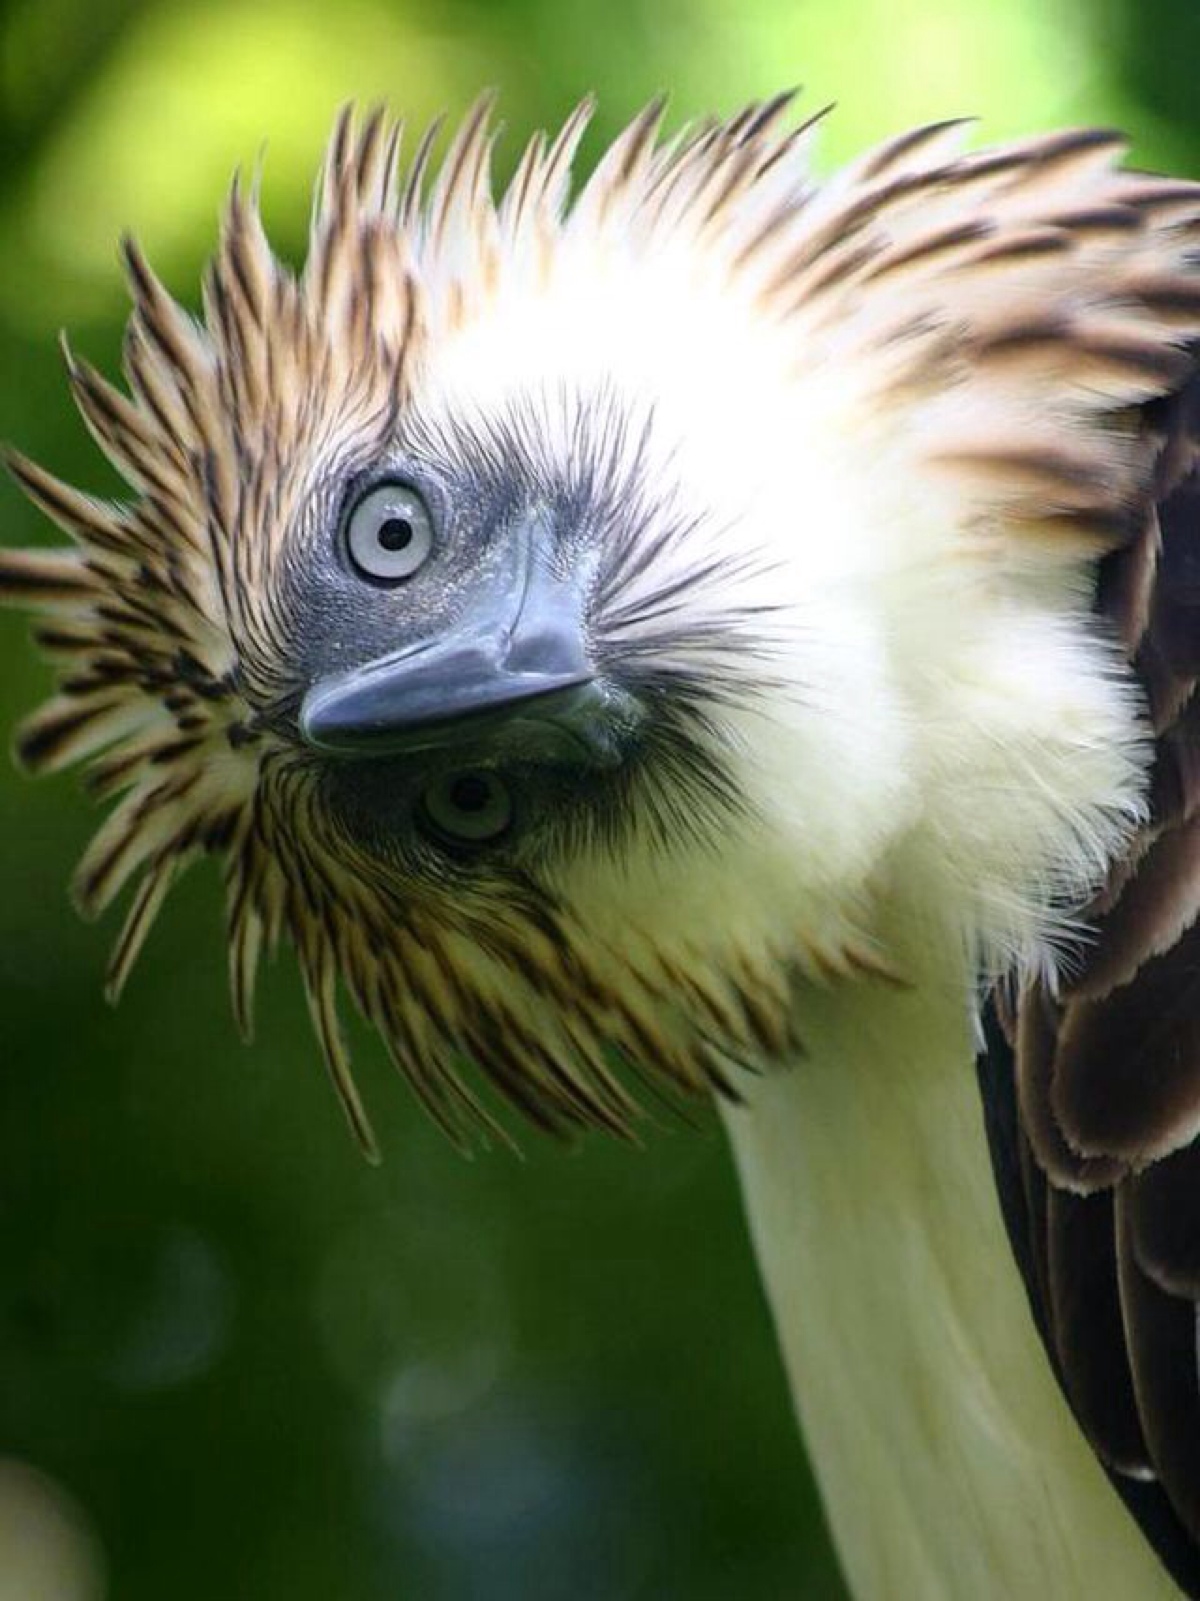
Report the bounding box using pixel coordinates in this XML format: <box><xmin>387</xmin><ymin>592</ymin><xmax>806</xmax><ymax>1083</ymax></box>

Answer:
<box><xmin>719</xmin><ymin>915</ymin><xmax>1178</xmax><ymax>1601</ymax></box>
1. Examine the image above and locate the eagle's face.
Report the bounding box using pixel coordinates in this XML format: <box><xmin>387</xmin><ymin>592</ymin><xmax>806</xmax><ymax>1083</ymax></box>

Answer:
<box><xmin>178</xmin><ymin>230</ymin><xmax>900</xmax><ymax>1151</ymax></box>
<box><xmin>273</xmin><ymin>392</ymin><xmax>724</xmax><ymax>878</ymax></box>
<box><xmin>3</xmin><ymin>97</ymin><xmax>1178</xmax><ymax>1151</ymax></box>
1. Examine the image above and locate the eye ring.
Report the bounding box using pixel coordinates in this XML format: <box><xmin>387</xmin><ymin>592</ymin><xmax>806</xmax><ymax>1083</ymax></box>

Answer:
<box><xmin>418</xmin><ymin>770</ymin><xmax>514</xmax><ymax>847</ymax></box>
<box><xmin>343</xmin><ymin>480</ymin><xmax>435</xmax><ymax>585</ymax></box>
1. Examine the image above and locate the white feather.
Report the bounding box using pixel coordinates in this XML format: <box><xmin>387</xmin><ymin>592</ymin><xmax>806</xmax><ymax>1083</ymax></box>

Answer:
<box><xmin>723</xmin><ymin>895</ymin><xmax>1179</xmax><ymax>1600</ymax></box>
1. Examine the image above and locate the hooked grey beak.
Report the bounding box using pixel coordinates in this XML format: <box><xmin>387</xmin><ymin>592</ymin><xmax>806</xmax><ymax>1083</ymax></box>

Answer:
<box><xmin>300</xmin><ymin>534</ymin><xmax>639</xmax><ymax>767</ymax></box>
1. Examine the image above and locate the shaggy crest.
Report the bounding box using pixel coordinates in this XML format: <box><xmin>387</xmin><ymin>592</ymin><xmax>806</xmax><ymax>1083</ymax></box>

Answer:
<box><xmin>5</xmin><ymin>93</ymin><xmax>1200</xmax><ymax>1158</ymax></box>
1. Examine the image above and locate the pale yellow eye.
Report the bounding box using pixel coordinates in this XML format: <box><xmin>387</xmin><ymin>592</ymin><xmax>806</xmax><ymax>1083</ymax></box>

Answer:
<box><xmin>344</xmin><ymin>482</ymin><xmax>434</xmax><ymax>584</ymax></box>
<box><xmin>420</xmin><ymin>770</ymin><xmax>513</xmax><ymax>845</ymax></box>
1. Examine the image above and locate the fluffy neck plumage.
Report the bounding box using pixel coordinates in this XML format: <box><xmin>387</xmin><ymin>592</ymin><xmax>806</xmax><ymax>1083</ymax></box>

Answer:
<box><xmin>720</xmin><ymin>888</ymin><xmax>1179</xmax><ymax>1601</ymax></box>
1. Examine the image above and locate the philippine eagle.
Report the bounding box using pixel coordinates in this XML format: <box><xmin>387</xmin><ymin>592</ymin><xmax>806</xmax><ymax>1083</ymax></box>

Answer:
<box><xmin>6</xmin><ymin>93</ymin><xmax>1200</xmax><ymax>1599</ymax></box>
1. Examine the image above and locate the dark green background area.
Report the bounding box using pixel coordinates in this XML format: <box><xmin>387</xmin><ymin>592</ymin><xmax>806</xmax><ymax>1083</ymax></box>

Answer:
<box><xmin>1</xmin><ymin>1</ymin><xmax>1198</xmax><ymax>1595</ymax></box>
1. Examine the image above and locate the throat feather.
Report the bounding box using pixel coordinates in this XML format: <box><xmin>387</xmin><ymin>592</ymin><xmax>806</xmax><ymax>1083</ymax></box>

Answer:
<box><xmin>721</xmin><ymin>914</ymin><xmax>1179</xmax><ymax>1601</ymax></box>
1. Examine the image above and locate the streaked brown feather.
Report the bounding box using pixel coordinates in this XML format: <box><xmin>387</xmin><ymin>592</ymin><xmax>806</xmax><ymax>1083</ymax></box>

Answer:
<box><xmin>0</xmin><ymin>542</ymin><xmax>95</xmax><ymax>604</ymax></box>
<box><xmin>105</xmin><ymin>856</ymin><xmax>179</xmax><ymax>1003</ymax></box>
<box><xmin>1130</xmin><ymin>1143</ymin><xmax>1200</xmax><ymax>1298</ymax></box>
<box><xmin>1150</xmin><ymin>477</ymin><xmax>1200</xmax><ymax>676</ymax></box>
<box><xmin>987</xmin><ymin>362</ymin><xmax>1200</xmax><ymax>1583</ymax></box>
<box><xmin>300</xmin><ymin>951</ymin><xmax>380</xmax><ymax>1164</ymax></box>
<box><xmin>1047</xmin><ymin>1186</ymin><xmax>1151</xmax><ymax>1475</ymax></box>
<box><xmin>1148</xmin><ymin>686</ymin><xmax>1200</xmax><ymax>828</ymax></box>
<box><xmin>1096</xmin><ymin>505</ymin><xmax>1160</xmax><ymax>653</ymax></box>
<box><xmin>1068</xmin><ymin>816</ymin><xmax>1200</xmax><ymax>1000</ymax></box>
<box><xmin>1016</xmin><ymin>981</ymin><xmax>1123</xmax><ymax>1191</ymax></box>
<box><xmin>857</xmin><ymin>117</ymin><xmax>974</xmax><ymax>182</ymax></box>
<box><xmin>1054</xmin><ymin>920</ymin><xmax>1200</xmax><ymax>1161</ymax></box>
<box><xmin>1017</xmin><ymin>1120</ymin><xmax>1055</xmax><ymax>1341</ymax></box>
<box><xmin>1115</xmin><ymin>1189</ymin><xmax>1200</xmax><ymax>1536</ymax></box>
<box><xmin>15</xmin><ymin>693</ymin><xmax>133</xmax><ymax>774</ymax></box>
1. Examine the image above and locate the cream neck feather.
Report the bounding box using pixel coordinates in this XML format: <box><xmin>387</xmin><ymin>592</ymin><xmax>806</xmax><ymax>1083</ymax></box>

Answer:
<box><xmin>721</xmin><ymin>893</ymin><xmax>1178</xmax><ymax>1601</ymax></box>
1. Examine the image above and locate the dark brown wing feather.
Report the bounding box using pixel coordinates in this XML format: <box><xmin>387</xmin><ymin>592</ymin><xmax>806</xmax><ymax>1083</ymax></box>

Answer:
<box><xmin>980</xmin><ymin>374</ymin><xmax>1200</xmax><ymax>1596</ymax></box>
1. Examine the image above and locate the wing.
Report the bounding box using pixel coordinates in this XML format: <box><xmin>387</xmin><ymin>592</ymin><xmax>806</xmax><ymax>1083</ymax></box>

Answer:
<box><xmin>979</xmin><ymin>373</ymin><xmax>1200</xmax><ymax>1597</ymax></box>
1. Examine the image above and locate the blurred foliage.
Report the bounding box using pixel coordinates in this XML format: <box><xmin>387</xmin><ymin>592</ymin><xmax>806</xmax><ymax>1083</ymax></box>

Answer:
<box><xmin>1</xmin><ymin>0</ymin><xmax>1198</xmax><ymax>1596</ymax></box>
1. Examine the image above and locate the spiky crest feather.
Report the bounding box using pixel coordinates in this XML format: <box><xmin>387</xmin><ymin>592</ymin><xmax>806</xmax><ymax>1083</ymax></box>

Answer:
<box><xmin>5</xmin><ymin>94</ymin><xmax>1200</xmax><ymax>1156</ymax></box>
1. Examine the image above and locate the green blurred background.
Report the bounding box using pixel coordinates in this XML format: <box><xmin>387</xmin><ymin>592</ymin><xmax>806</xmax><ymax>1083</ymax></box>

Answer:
<box><xmin>2</xmin><ymin>0</ymin><xmax>1199</xmax><ymax>1595</ymax></box>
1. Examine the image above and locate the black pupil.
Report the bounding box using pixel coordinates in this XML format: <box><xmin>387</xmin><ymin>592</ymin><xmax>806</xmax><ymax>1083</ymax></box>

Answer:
<box><xmin>449</xmin><ymin>773</ymin><xmax>494</xmax><ymax>814</ymax></box>
<box><xmin>377</xmin><ymin>516</ymin><xmax>414</xmax><ymax>552</ymax></box>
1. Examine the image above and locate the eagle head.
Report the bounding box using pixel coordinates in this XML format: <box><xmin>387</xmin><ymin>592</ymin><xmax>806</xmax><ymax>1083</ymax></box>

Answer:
<box><xmin>4</xmin><ymin>95</ymin><xmax>1192</xmax><ymax>1154</ymax></box>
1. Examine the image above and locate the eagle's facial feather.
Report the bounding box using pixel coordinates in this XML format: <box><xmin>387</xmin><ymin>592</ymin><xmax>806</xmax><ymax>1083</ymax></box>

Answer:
<box><xmin>4</xmin><ymin>94</ymin><xmax>1197</xmax><ymax>1154</ymax></box>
